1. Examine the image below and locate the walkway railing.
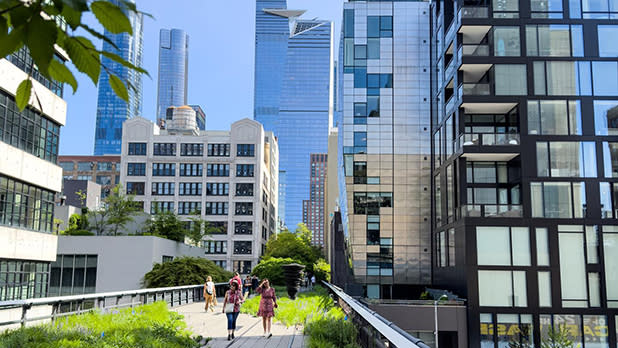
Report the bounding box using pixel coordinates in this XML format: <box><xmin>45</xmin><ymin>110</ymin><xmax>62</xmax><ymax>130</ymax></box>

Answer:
<box><xmin>0</xmin><ymin>282</ymin><xmax>227</xmax><ymax>328</ymax></box>
<box><xmin>323</xmin><ymin>281</ymin><xmax>432</xmax><ymax>348</ymax></box>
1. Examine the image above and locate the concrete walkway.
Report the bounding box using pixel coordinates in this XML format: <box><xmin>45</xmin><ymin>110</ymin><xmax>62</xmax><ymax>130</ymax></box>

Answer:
<box><xmin>173</xmin><ymin>299</ymin><xmax>307</xmax><ymax>348</ymax></box>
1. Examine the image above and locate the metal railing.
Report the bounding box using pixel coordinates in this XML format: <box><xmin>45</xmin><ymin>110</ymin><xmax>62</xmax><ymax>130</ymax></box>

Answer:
<box><xmin>459</xmin><ymin>133</ymin><xmax>520</xmax><ymax>147</ymax></box>
<box><xmin>323</xmin><ymin>281</ymin><xmax>432</xmax><ymax>348</ymax></box>
<box><xmin>459</xmin><ymin>6</ymin><xmax>489</xmax><ymax>19</ymax></box>
<box><xmin>461</xmin><ymin>82</ymin><xmax>491</xmax><ymax>95</ymax></box>
<box><xmin>461</xmin><ymin>204</ymin><xmax>523</xmax><ymax>218</ymax></box>
<box><xmin>0</xmin><ymin>282</ymin><xmax>228</xmax><ymax>328</ymax></box>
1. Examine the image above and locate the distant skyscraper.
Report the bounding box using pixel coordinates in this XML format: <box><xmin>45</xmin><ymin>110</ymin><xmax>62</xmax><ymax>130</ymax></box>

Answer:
<box><xmin>303</xmin><ymin>154</ymin><xmax>327</xmax><ymax>246</ymax></box>
<box><xmin>254</xmin><ymin>0</ymin><xmax>333</xmax><ymax>227</ymax></box>
<box><xmin>189</xmin><ymin>105</ymin><xmax>206</xmax><ymax>130</ymax></box>
<box><xmin>157</xmin><ymin>29</ymin><xmax>189</xmax><ymax>125</ymax></box>
<box><xmin>93</xmin><ymin>0</ymin><xmax>143</xmax><ymax>155</ymax></box>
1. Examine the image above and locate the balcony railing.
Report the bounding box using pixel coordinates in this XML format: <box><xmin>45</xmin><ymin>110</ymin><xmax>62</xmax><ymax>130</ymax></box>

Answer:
<box><xmin>459</xmin><ymin>6</ymin><xmax>489</xmax><ymax>18</ymax></box>
<box><xmin>461</xmin><ymin>204</ymin><xmax>523</xmax><ymax>218</ymax></box>
<box><xmin>462</xmin><ymin>44</ymin><xmax>490</xmax><ymax>56</ymax></box>
<box><xmin>459</xmin><ymin>133</ymin><xmax>520</xmax><ymax>147</ymax></box>
<box><xmin>461</xmin><ymin>82</ymin><xmax>490</xmax><ymax>95</ymax></box>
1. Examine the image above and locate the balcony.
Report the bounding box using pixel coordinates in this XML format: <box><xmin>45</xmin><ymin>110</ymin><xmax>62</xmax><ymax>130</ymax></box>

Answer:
<box><xmin>462</xmin><ymin>44</ymin><xmax>489</xmax><ymax>56</ymax></box>
<box><xmin>459</xmin><ymin>6</ymin><xmax>489</xmax><ymax>19</ymax></box>
<box><xmin>461</xmin><ymin>82</ymin><xmax>490</xmax><ymax>95</ymax></box>
<box><xmin>459</xmin><ymin>133</ymin><xmax>520</xmax><ymax>147</ymax></box>
<box><xmin>461</xmin><ymin>204</ymin><xmax>523</xmax><ymax>218</ymax></box>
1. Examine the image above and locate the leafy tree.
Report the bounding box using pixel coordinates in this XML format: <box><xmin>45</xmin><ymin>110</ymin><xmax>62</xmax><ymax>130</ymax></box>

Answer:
<box><xmin>251</xmin><ymin>257</ymin><xmax>303</xmax><ymax>286</ymax></box>
<box><xmin>145</xmin><ymin>209</ymin><xmax>185</xmax><ymax>242</ymax></box>
<box><xmin>541</xmin><ymin>325</ymin><xmax>575</xmax><ymax>348</ymax></box>
<box><xmin>264</xmin><ymin>223</ymin><xmax>322</xmax><ymax>266</ymax></box>
<box><xmin>60</xmin><ymin>213</ymin><xmax>93</xmax><ymax>235</ymax></box>
<box><xmin>312</xmin><ymin>258</ymin><xmax>331</xmax><ymax>283</ymax></box>
<box><xmin>184</xmin><ymin>213</ymin><xmax>218</xmax><ymax>246</ymax></box>
<box><xmin>0</xmin><ymin>0</ymin><xmax>149</xmax><ymax>111</ymax></box>
<box><xmin>87</xmin><ymin>184</ymin><xmax>138</xmax><ymax>236</ymax></box>
<box><xmin>143</xmin><ymin>257</ymin><xmax>233</xmax><ymax>288</ymax></box>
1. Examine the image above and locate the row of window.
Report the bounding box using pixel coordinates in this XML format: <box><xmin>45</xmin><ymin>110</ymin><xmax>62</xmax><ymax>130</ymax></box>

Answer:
<box><xmin>203</xmin><ymin>241</ymin><xmax>253</xmax><ymax>255</ymax></box>
<box><xmin>146</xmin><ymin>201</ymin><xmax>254</xmax><ymax>216</ymax></box>
<box><xmin>59</xmin><ymin>161</ymin><xmax>118</xmax><ymax>172</ymax></box>
<box><xmin>0</xmin><ymin>259</ymin><xmax>50</xmax><ymax>301</ymax></box>
<box><xmin>0</xmin><ymin>91</ymin><xmax>61</xmax><ymax>164</ymax></box>
<box><xmin>475</xmin><ymin>0</ymin><xmax>618</xmax><ymax>19</ymax></box>
<box><xmin>128</xmin><ymin>163</ymin><xmax>256</xmax><ymax>178</ymax></box>
<box><xmin>48</xmin><ymin>255</ymin><xmax>97</xmax><ymax>297</ymax></box>
<box><xmin>0</xmin><ymin>175</ymin><xmax>55</xmax><ymax>233</ymax></box>
<box><xmin>129</xmin><ymin>182</ymin><xmax>254</xmax><ymax>197</ymax></box>
<box><xmin>128</xmin><ymin>142</ymin><xmax>254</xmax><ymax>157</ymax></box>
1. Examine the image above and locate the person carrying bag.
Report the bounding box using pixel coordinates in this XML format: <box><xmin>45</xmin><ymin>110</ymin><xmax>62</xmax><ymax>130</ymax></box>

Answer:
<box><xmin>256</xmin><ymin>278</ymin><xmax>277</xmax><ymax>338</ymax></box>
<box><xmin>222</xmin><ymin>281</ymin><xmax>244</xmax><ymax>341</ymax></box>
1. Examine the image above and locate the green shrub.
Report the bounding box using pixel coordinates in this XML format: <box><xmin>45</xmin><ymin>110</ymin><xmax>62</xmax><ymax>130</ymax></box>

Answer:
<box><xmin>61</xmin><ymin>229</ymin><xmax>95</xmax><ymax>236</ymax></box>
<box><xmin>305</xmin><ymin>317</ymin><xmax>360</xmax><ymax>348</ymax></box>
<box><xmin>143</xmin><ymin>257</ymin><xmax>232</xmax><ymax>288</ymax></box>
<box><xmin>251</xmin><ymin>257</ymin><xmax>302</xmax><ymax>286</ymax></box>
<box><xmin>0</xmin><ymin>302</ymin><xmax>202</xmax><ymax>348</ymax></box>
<box><xmin>312</xmin><ymin>258</ymin><xmax>331</xmax><ymax>283</ymax></box>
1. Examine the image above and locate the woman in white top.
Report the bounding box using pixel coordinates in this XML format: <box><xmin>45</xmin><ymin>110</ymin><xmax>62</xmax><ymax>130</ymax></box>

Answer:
<box><xmin>204</xmin><ymin>276</ymin><xmax>216</xmax><ymax>312</ymax></box>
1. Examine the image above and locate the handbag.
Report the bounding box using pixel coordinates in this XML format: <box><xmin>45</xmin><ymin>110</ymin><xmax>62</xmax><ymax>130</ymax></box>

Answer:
<box><xmin>224</xmin><ymin>302</ymin><xmax>235</xmax><ymax>313</ymax></box>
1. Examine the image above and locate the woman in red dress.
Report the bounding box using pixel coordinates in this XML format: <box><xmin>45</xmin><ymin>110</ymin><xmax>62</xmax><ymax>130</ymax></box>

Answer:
<box><xmin>256</xmin><ymin>278</ymin><xmax>277</xmax><ymax>338</ymax></box>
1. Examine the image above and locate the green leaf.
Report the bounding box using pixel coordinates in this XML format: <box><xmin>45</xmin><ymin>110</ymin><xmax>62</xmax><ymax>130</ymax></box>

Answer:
<box><xmin>60</xmin><ymin>35</ymin><xmax>100</xmax><ymax>85</ymax></box>
<box><xmin>81</xmin><ymin>24</ymin><xmax>117</xmax><ymax>50</ymax></box>
<box><xmin>60</xmin><ymin>3</ymin><xmax>82</xmax><ymax>30</ymax></box>
<box><xmin>7</xmin><ymin>5</ymin><xmax>31</xmax><ymax>28</ymax></box>
<box><xmin>47</xmin><ymin>60</ymin><xmax>77</xmax><ymax>93</ymax></box>
<box><xmin>25</xmin><ymin>16</ymin><xmax>57</xmax><ymax>74</ymax></box>
<box><xmin>15</xmin><ymin>79</ymin><xmax>32</xmax><ymax>111</ymax></box>
<box><xmin>62</xmin><ymin>0</ymin><xmax>89</xmax><ymax>12</ymax></box>
<box><xmin>90</xmin><ymin>1</ymin><xmax>132</xmax><ymax>35</ymax></box>
<box><xmin>100</xmin><ymin>51</ymin><xmax>149</xmax><ymax>76</ymax></box>
<box><xmin>108</xmin><ymin>74</ymin><xmax>128</xmax><ymax>102</ymax></box>
<box><xmin>0</xmin><ymin>24</ymin><xmax>24</xmax><ymax>60</ymax></box>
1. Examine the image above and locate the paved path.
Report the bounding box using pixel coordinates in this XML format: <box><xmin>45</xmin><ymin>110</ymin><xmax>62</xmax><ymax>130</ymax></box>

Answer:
<box><xmin>173</xmin><ymin>299</ymin><xmax>307</xmax><ymax>348</ymax></box>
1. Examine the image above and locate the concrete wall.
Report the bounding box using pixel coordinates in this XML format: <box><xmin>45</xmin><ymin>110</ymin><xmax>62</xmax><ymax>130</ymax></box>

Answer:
<box><xmin>0</xmin><ymin>226</ymin><xmax>58</xmax><ymax>262</ymax></box>
<box><xmin>54</xmin><ymin>205</ymin><xmax>81</xmax><ymax>232</ymax></box>
<box><xmin>367</xmin><ymin>303</ymin><xmax>468</xmax><ymax>348</ymax></box>
<box><xmin>63</xmin><ymin>180</ymin><xmax>101</xmax><ymax>209</ymax></box>
<box><xmin>56</xmin><ymin>236</ymin><xmax>205</xmax><ymax>292</ymax></box>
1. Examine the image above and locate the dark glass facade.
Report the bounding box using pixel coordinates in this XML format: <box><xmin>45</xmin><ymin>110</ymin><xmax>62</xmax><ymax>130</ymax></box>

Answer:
<box><xmin>431</xmin><ymin>0</ymin><xmax>618</xmax><ymax>347</ymax></box>
<box><xmin>0</xmin><ymin>174</ymin><xmax>56</xmax><ymax>233</ymax></box>
<box><xmin>93</xmin><ymin>0</ymin><xmax>143</xmax><ymax>155</ymax></box>
<box><xmin>157</xmin><ymin>29</ymin><xmax>189</xmax><ymax>123</ymax></box>
<box><xmin>0</xmin><ymin>259</ymin><xmax>50</xmax><ymax>301</ymax></box>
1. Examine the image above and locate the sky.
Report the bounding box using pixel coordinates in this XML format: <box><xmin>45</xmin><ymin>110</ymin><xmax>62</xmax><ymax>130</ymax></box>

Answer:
<box><xmin>59</xmin><ymin>0</ymin><xmax>344</xmax><ymax>155</ymax></box>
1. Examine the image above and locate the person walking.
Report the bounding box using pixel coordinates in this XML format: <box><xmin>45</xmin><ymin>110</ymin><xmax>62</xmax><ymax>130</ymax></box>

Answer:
<box><xmin>203</xmin><ymin>276</ymin><xmax>216</xmax><ymax>312</ymax></box>
<box><xmin>311</xmin><ymin>274</ymin><xmax>316</xmax><ymax>289</ymax></box>
<box><xmin>243</xmin><ymin>275</ymin><xmax>252</xmax><ymax>298</ymax></box>
<box><xmin>251</xmin><ymin>275</ymin><xmax>259</xmax><ymax>293</ymax></box>
<box><xmin>222</xmin><ymin>281</ymin><xmax>244</xmax><ymax>341</ymax></box>
<box><xmin>230</xmin><ymin>271</ymin><xmax>243</xmax><ymax>292</ymax></box>
<box><xmin>256</xmin><ymin>278</ymin><xmax>277</xmax><ymax>338</ymax></box>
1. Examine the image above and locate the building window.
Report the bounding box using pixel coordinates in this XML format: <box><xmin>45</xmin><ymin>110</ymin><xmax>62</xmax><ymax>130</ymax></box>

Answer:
<box><xmin>235</xmin><ymin>202</ymin><xmax>253</xmax><ymax>215</ymax></box>
<box><xmin>236</xmin><ymin>164</ymin><xmax>254</xmax><ymax>177</ymax></box>
<box><xmin>127</xmin><ymin>163</ymin><xmax>145</xmax><ymax>177</ymax></box>
<box><xmin>367</xmin><ymin>253</ymin><xmax>392</xmax><ymax>276</ymax></box>
<box><xmin>494</xmin><ymin>64</ymin><xmax>527</xmax><ymax>95</ymax></box>
<box><xmin>128</xmin><ymin>142</ymin><xmax>147</xmax><ymax>156</ymax></box>
<box><xmin>207</xmin><ymin>164</ymin><xmax>230</xmax><ymax>177</ymax></box>
<box><xmin>76</xmin><ymin>175</ymin><xmax>92</xmax><ymax>181</ymax></box>
<box><xmin>204</xmin><ymin>241</ymin><xmax>227</xmax><ymax>254</ymax></box>
<box><xmin>533</xmin><ymin>61</ymin><xmax>591</xmax><ymax>95</ymax></box>
<box><xmin>96</xmin><ymin>162</ymin><xmax>113</xmax><ymax>171</ymax></box>
<box><xmin>233</xmin><ymin>241</ymin><xmax>252</xmax><ymax>255</ymax></box>
<box><xmin>493</xmin><ymin>26</ymin><xmax>521</xmax><ymax>56</ymax></box>
<box><xmin>528</xmin><ymin>100</ymin><xmax>581</xmax><ymax>135</ymax></box>
<box><xmin>235</xmin><ymin>183</ymin><xmax>254</xmax><ymax>196</ymax></box>
<box><xmin>530</xmin><ymin>182</ymin><xmax>586</xmax><ymax>218</ymax></box>
<box><xmin>180</xmin><ymin>143</ymin><xmax>203</xmax><ymax>156</ymax></box>
<box><xmin>205</xmin><ymin>202</ymin><xmax>228</xmax><ymax>215</ymax></box>
<box><xmin>234</xmin><ymin>221</ymin><xmax>252</xmax><ymax>235</ymax></box>
<box><xmin>493</xmin><ymin>0</ymin><xmax>519</xmax><ymax>17</ymax></box>
<box><xmin>178</xmin><ymin>202</ymin><xmax>201</xmax><ymax>215</ymax></box>
<box><xmin>0</xmin><ymin>175</ymin><xmax>55</xmax><ymax>233</ymax></box>
<box><xmin>153</xmin><ymin>143</ymin><xmax>176</xmax><ymax>156</ymax></box>
<box><xmin>367</xmin><ymin>16</ymin><xmax>392</xmax><ymax>38</ymax></box>
<box><xmin>207</xmin><ymin>221</ymin><xmax>228</xmax><ymax>234</ymax></box>
<box><xmin>557</xmin><ymin>225</ymin><xmax>599</xmax><ymax>308</ymax></box>
<box><xmin>152</xmin><ymin>163</ymin><xmax>176</xmax><ymax>176</ymax></box>
<box><xmin>353</xmin><ymin>161</ymin><xmax>367</xmax><ymax>184</ymax></box>
<box><xmin>236</xmin><ymin>144</ymin><xmax>255</xmax><ymax>157</ymax></box>
<box><xmin>162</xmin><ymin>256</ymin><xmax>173</xmax><ymax>263</ymax></box>
<box><xmin>214</xmin><ymin>260</ymin><xmax>227</xmax><ymax>269</ymax></box>
<box><xmin>233</xmin><ymin>260</ymin><xmax>251</xmax><ymax>274</ymax></box>
<box><xmin>96</xmin><ymin>175</ymin><xmax>111</xmax><ymax>186</ymax></box>
<box><xmin>0</xmin><ymin>91</ymin><xmax>61</xmax><ymax>163</ymax></box>
<box><xmin>603</xmin><ymin>226</ymin><xmax>618</xmax><ymax>307</ymax></box>
<box><xmin>7</xmin><ymin>47</ymin><xmax>64</xmax><ymax>96</ymax></box>
<box><xmin>59</xmin><ymin>162</ymin><xmax>74</xmax><ymax>171</ymax></box>
<box><xmin>179</xmin><ymin>163</ymin><xmax>203</xmax><ymax>177</ymax></box>
<box><xmin>353</xmin><ymin>192</ymin><xmax>392</xmax><ymax>215</ymax></box>
<box><xmin>526</xmin><ymin>25</ymin><xmax>583</xmax><ymax>56</ymax></box>
<box><xmin>478</xmin><ymin>270</ymin><xmax>527</xmax><ymax>307</ymax></box>
<box><xmin>569</xmin><ymin>0</ymin><xmax>618</xmax><ymax>18</ymax></box>
<box><xmin>480</xmin><ymin>314</ymin><xmax>534</xmax><ymax>348</ymax></box>
<box><xmin>598</xmin><ymin>25</ymin><xmax>618</xmax><ymax>57</ymax></box>
<box><xmin>593</xmin><ymin>100</ymin><xmax>618</xmax><ymax>135</ymax></box>
<box><xmin>206</xmin><ymin>183</ymin><xmax>229</xmax><ymax>196</ymax></box>
<box><xmin>126</xmin><ymin>182</ymin><xmax>145</xmax><ymax>195</ymax></box>
<box><xmin>531</xmin><ymin>0</ymin><xmax>563</xmax><ymax>17</ymax></box>
<box><xmin>536</xmin><ymin>141</ymin><xmax>597</xmax><ymax>177</ymax></box>
<box><xmin>151</xmin><ymin>201</ymin><xmax>174</xmax><ymax>214</ymax></box>
<box><xmin>151</xmin><ymin>182</ymin><xmax>175</xmax><ymax>196</ymax></box>
<box><xmin>353</xmin><ymin>132</ymin><xmax>367</xmax><ymax>154</ymax></box>
<box><xmin>207</xmin><ymin>143</ymin><xmax>230</xmax><ymax>157</ymax></box>
<box><xmin>437</xmin><ymin>228</ymin><xmax>456</xmax><ymax>267</ymax></box>
<box><xmin>179</xmin><ymin>182</ymin><xmax>202</xmax><ymax>196</ymax></box>
<box><xmin>476</xmin><ymin>226</ymin><xmax>531</xmax><ymax>266</ymax></box>
<box><xmin>48</xmin><ymin>255</ymin><xmax>97</xmax><ymax>297</ymax></box>
<box><xmin>77</xmin><ymin>162</ymin><xmax>93</xmax><ymax>171</ymax></box>
<box><xmin>1</xmin><ymin>259</ymin><xmax>51</xmax><ymax>300</ymax></box>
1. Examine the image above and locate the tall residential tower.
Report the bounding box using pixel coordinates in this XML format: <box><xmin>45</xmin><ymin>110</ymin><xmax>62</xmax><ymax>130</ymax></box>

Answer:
<box><xmin>157</xmin><ymin>29</ymin><xmax>189</xmax><ymax>126</ymax></box>
<box><xmin>93</xmin><ymin>0</ymin><xmax>144</xmax><ymax>155</ymax></box>
<box><xmin>254</xmin><ymin>0</ymin><xmax>333</xmax><ymax>228</ymax></box>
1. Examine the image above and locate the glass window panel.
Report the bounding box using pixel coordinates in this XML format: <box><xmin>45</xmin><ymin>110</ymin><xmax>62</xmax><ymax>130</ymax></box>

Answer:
<box><xmin>513</xmin><ymin>271</ymin><xmax>527</xmax><ymax>307</ymax></box>
<box><xmin>537</xmin><ymin>142</ymin><xmax>549</xmax><ymax>176</ymax></box>
<box><xmin>538</xmin><ymin>271</ymin><xmax>552</xmax><ymax>307</ymax></box>
<box><xmin>367</xmin><ymin>38</ymin><xmax>380</xmax><ymax>59</ymax></box>
<box><xmin>586</xmin><ymin>226</ymin><xmax>599</xmax><ymax>263</ymax></box>
<box><xmin>473</xmin><ymin>162</ymin><xmax>497</xmax><ymax>183</ymax></box>
<box><xmin>511</xmin><ymin>227</ymin><xmax>531</xmax><ymax>266</ymax></box>
<box><xmin>600</xmin><ymin>182</ymin><xmax>613</xmax><ymax>218</ymax></box>
<box><xmin>493</xmin><ymin>27</ymin><xmax>520</xmax><ymax>56</ymax></box>
<box><xmin>544</xmin><ymin>182</ymin><xmax>574</xmax><ymax>218</ymax></box>
<box><xmin>367</xmin><ymin>16</ymin><xmax>380</xmax><ymax>38</ymax></box>
<box><xmin>531</xmin><ymin>182</ymin><xmax>544</xmax><ymax>217</ymax></box>
<box><xmin>583</xmin><ymin>0</ymin><xmax>608</xmax><ymax>11</ymax></box>
<box><xmin>547</xmin><ymin>61</ymin><xmax>577</xmax><ymax>95</ymax></box>
<box><xmin>599</xmin><ymin>25</ymin><xmax>618</xmax><ymax>57</ymax></box>
<box><xmin>495</xmin><ymin>65</ymin><xmax>527</xmax><ymax>95</ymax></box>
<box><xmin>536</xmin><ymin>228</ymin><xmax>550</xmax><ymax>266</ymax></box>
<box><xmin>475</xmin><ymin>188</ymin><xmax>497</xmax><ymax>204</ymax></box>
<box><xmin>578</xmin><ymin>61</ymin><xmax>592</xmax><ymax>96</ymax></box>
<box><xmin>477</xmin><ymin>227</ymin><xmax>511</xmax><ymax>265</ymax></box>
<box><xmin>539</xmin><ymin>25</ymin><xmax>571</xmax><ymax>56</ymax></box>
<box><xmin>344</xmin><ymin>39</ymin><xmax>354</xmax><ymax>66</ymax></box>
<box><xmin>559</xmin><ymin>233</ymin><xmax>588</xmax><ymax>304</ymax></box>
<box><xmin>573</xmin><ymin>182</ymin><xmax>586</xmax><ymax>218</ymax></box>
<box><xmin>603</xmin><ymin>233</ymin><xmax>618</xmax><ymax>303</ymax></box>
<box><xmin>480</xmin><ymin>314</ymin><xmax>494</xmax><ymax>348</ymax></box>
<box><xmin>478</xmin><ymin>270</ymin><xmax>513</xmax><ymax>306</ymax></box>
<box><xmin>571</xmin><ymin>25</ymin><xmax>584</xmax><ymax>57</ymax></box>
<box><xmin>541</xmin><ymin>100</ymin><xmax>569</xmax><ymax>135</ymax></box>
<box><xmin>497</xmin><ymin>314</ymin><xmax>520</xmax><ymax>348</ymax></box>
<box><xmin>534</xmin><ymin>61</ymin><xmax>546</xmax><ymax>94</ymax></box>
<box><xmin>594</xmin><ymin>101</ymin><xmax>618</xmax><ymax>136</ymax></box>
<box><xmin>589</xmin><ymin>273</ymin><xmax>601</xmax><ymax>307</ymax></box>
<box><xmin>584</xmin><ymin>316</ymin><xmax>608</xmax><ymax>348</ymax></box>
<box><xmin>593</xmin><ymin>62</ymin><xmax>618</xmax><ymax>95</ymax></box>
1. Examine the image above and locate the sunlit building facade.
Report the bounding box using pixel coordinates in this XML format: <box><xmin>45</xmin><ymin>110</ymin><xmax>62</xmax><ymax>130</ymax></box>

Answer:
<box><xmin>157</xmin><ymin>29</ymin><xmax>189</xmax><ymax>125</ymax></box>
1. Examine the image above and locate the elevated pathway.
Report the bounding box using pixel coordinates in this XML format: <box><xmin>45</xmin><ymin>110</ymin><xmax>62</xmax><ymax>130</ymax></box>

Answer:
<box><xmin>173</xmin><ymin>299</ymin><xmax>306</xmax><ymax>348</ymax></box>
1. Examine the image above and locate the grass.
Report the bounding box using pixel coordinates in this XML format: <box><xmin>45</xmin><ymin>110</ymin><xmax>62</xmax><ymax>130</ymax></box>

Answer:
<box><xmin>240</xmin><ymin>286</ymin><xmax>360</xmax><ymax>348</ymax></box>
<box><xmin>0</xmin><ymin>302</ymin><xmax>205</xmax><ymax>348</ymax></box>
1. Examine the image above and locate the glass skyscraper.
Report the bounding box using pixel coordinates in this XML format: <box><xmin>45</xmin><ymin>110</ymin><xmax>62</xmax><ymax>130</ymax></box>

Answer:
<box><xmin>157</xmin><ymin>29</ymin><xmax>189</xmax><ymax>125</ymax></box>
<box><xmin>93</xmin><ymin>0</ymin><xmax>143</xmax><ymax>155</ymax></box>
<box><xmin>254</xmin><ymin>0</ymin><xmax>333</xmax><ymax>228</ymax></box>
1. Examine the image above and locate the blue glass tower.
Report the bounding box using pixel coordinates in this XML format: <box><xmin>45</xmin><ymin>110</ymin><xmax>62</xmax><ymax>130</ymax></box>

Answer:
<box><xmin>254</xmin><ymin>1</ymin><xmax>333</xmax><ymax>228</ymax></box>
<box><xmin>157</xmin><ymin>29</ymin><xmax>189</xmax><ymax>124</ymax></box>
<box><xmin>93</xmin><ymin>0</ymin><xmax>144</xmax><ymax>155</ymax></box>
